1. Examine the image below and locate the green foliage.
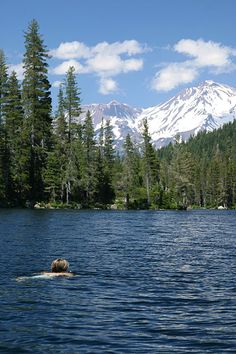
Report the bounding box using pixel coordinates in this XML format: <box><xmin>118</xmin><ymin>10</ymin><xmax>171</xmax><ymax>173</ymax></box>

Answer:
<box><xmin>0</xmin><ymin>49</ymin><xmax>8</xmax><ymax>124</ymax></box>
<box><xmin>5</xmin><ymin>71</ymin><xmax>29</xmax><ymax>203</ymax></box>
<box><xmin>158</xmin><ymin>120</ymin><xmax>236</xmax><ymax>209</ymax></box>
<box><xmin>0</xmin><ymin>49</ymin><xmax>9</xmax><ymax>202</ymax></box>
<box><xmin>141</xmin><ymin>118</ymin><xmax>160</xmax><ymax>207</ymax></box>
<box><xmin>1</xmin><ymin>20</ymin><xmax>236</xmax><ymax>210</ymax></box>
<box><xmin>80</xmin><ymin>110</ymin><xmax>97</xmax><ymax>207</ymax></box>
<box><xmin>94</xmin><ymin>119</ymin><xmax>115</xmax><ymax>206</ymax></box>
<box><xmin>22</xmin><ymin>19</ymin><xmax>52</xmax><ymax>204</ymax></box>
<box><xmin>64</xmin><ymin>66</ymin><xmax>81</xmax><ymax>143</ymax></box>
<box><xmin>169</xmin><ymin>143</ymin><xmax>195</xmax><ymax>208</ymax></box>
<box><xmin>43</xmin><ymin>150</ymin><xmax>62</xmax><ymax>202</ymax></box>
<box><xmin>60</xmin><ymin>66</ymin><xmax>82</xmax><ymax>204</ymax></box>
<box><xmin>119</xmin><ymin>134</ymin><xmax>142</xmax><ymax>208</ymax></box>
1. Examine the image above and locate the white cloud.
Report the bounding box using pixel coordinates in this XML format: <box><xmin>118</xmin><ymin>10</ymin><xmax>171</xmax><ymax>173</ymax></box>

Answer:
<box><xmin>152</xmin><ymin>62</ymin><xmax>198</xmax><ymax>91</ymax></box>
<box><xmin>99</xmin><ymin>77</ymin><xmax>118</xmax><ymax>95</ymax></box>
<box><xmin>50</xmin><ymin>41</ymin><xmax>91</xmax><ymax>59</ymax></box>
<box><xmin>174</xmin><ymin>39</ymin><xmax>234</xmax><ymax>68</ymax></box>
<box><xmin>51</xmin><ymin>39</ymin><xmax>146</xmax><ymax>94</ymax></box>
<box><xmin>8</xmin><ymin>63</ymin><xmax>24</xmax><ymax>80</ymax></box>
<box><xmin>85</xmin><ymin>56</ymin><xmax>143</xmax><ymax>77</ymax></box>
<box><xmin>92</xmin><ymin>40</ymin><xmax>146</xmax><ymax>56</ymax></box>
<box><xmin>123</xmin><ymin>58</ymin><xmax>143</xmax><ymax>72</ymax></box>
<box><xmin>152</xmin><ymin>39</ymin><xmax>236</xmax><ymax>92</ymax></box>
<box><xmin>86</xmin><ymin>54</ymin><xmax>123</xmax><ymax>76</ymax></box>
<box><xmin>50</xmin><ymin>39</ymin><xmax>146</xmax><ymax>61</ymax></box>
<box><xmin>52</xmin><ymin>55</ymin><xmax>141</xmax><ymax>78</ymax></box>
<box><xmin>52</xmin><ymin>59</ymin><xmax>87</xmax><ymax>75</ymax></box>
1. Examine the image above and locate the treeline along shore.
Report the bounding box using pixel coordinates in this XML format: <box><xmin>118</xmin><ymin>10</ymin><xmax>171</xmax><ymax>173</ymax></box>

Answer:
<box><xmin>0</xmin><ymin>20</ymin><xmax>236</xmax><ymax>210</ymax></box>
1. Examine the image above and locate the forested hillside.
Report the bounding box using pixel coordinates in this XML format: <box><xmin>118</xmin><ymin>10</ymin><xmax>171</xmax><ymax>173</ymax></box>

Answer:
<box><xmin>0</xmin><ymin>20</ymin><xmax>235</xmax><ymax>209</ymax></box>
<box><xmin>156</xmin><ymin>120</ymin><xmax>236</xmax><ymax>209</ymax></box>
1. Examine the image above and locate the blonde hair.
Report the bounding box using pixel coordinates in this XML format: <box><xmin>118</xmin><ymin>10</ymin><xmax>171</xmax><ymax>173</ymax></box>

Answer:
<box><xmin>51</xmin><ymin>259</ymin><xmax>69</xmax><ymax>273</ymax></box>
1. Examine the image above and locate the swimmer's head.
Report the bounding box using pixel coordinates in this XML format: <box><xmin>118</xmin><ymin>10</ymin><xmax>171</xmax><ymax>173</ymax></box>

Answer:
<box><xmin>51</xmin><ymin>259</ymin><xmax>69</xmax><ymax>273</ymax></box>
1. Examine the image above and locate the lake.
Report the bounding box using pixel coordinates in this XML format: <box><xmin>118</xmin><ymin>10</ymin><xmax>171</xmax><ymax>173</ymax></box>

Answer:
<box><xmin>0</xmin><ymin>209</ymin><xmax>236</xmax><ymax>353</ymax></box>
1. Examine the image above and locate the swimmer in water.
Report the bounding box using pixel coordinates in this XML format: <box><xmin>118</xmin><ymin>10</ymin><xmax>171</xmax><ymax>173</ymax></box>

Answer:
<box><xmin>16</xmin><ymin>258</ymin><xmax>76</xmax><ymax>281</ymax></box>
<box><xmin>42</xmin><ymin>258</ymin><xmax>75</xmax><ymax>277</ymax></box>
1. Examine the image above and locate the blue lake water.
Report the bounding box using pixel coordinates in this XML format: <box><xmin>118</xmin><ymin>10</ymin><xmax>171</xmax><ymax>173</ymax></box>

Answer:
<box><xmin>0</xmin><ymin>209</ymin><xmax>236</xmax><ymax>353</ymax></box>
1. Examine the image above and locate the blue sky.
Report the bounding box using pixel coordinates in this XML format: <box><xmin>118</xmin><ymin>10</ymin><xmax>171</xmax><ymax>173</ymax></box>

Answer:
<box><xmin>1</xmin><ymin>0</ymin><xmax>236</xmax><ymax>109</ymax></box>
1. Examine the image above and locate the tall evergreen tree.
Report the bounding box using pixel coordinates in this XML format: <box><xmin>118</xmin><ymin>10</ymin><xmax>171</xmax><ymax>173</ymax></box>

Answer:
<box><xmin>170</xmin><ymin>143</ymin><xmax>195</xmax><ymax>209</ymax></box>
<box><xmin>141</xmin><ymin>118</ymin><xmax>160</xmax><ymax>207</ymax></box>
<box><xmin>47</xmin><ymin>84</ymin><xmax>68</xmax><ymax>202</ymax></box>
<box><xmin>103</xmin><ymin>119</ymin><xmax>115</xmax><ymax>204</ymax></box>
<box><xmin>64</xmin><ymin>66</ymin><xmax>81</xmax><ymax>143</ymax></box>
<box><xmin>43</xmin><ymin>149</ymin><xmax>62</xmax><ymax>202</ymax></box>
<box><xmin>99</xmin><ymin>117</ymin><xmax>104</xmax><ymax>154</ymax></box>
<box><xmin>55</xmin><ymin>84</ymin><xmax>67</xmax><ymax>142</ymax></box>
<box><xmin>94</xmin><ymin>119</ymin><xmax>115</xmax><ymax>206</ymax></box>
<box><xmin>22</xmin><ymin>19</ymin><xmax>52</xmax><ymax>205</ymax></box>
<box><xmin>94</xmin><ymin>118</ymin><xmax>107</xmax><ymax>206</ymax></box>
<box><xmin>0</xmin><ymin>49</ymin><xmax>9</xmax><ymax>203</ymax></box>
<box><xmin>5</xmin><ymin>71</ymin><xmax>28</xmax><ymax>202</ymax></box>
<box><xmin>81</xmin><ymin>110</ymin><xmax>97</xmax><ymax>206</ymax></box>
<box><xmin>121</xmin><ymin>134</ymin><xmax>141</xmax><ymax>208</ymax></box>
<box><xmin>63</xmin><ymin>66</ymin><xmax>82</xmax><ymax>204</ymax></box>
<box><xmin>205</xmin><ymin>146</ymin><xmax>224</xmax><ymax>208</ymax></box>
<box><xmin>104</xmin><ymin>119</ymin><xmax>115</xmax><ymax>170</ymax></box>
<box><xmin>0</xmin><ymin>49</ymin><xmax>8</xmax><ymax>124</ymax></box>
<box><xmin>224</xmin><ymin>155</ymin><xmax>236</xmax><ymax>208</ymax></box>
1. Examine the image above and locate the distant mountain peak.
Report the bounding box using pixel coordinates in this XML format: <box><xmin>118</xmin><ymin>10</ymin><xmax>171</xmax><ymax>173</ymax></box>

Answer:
<box><xmin>108</xmin><ymin>99</ymin><xmax>121</xmax><ymax>105</ymax></box>
<box><xmin>201</xmin><ymin>79</ymin><xmax>216</xmax><ymax>85</ymax></box>
<box><xmin>137</xmin><ymin>80</ymin><xmax>236</xmax><ymax>147</ymax></box>
<box><xmin>80</xmin><ymin>81</ymin><xmax>236</xmax><ymax>150</ymax></box>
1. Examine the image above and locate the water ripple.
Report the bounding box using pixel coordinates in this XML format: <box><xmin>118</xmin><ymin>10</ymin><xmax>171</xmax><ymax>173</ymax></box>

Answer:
<box><xmin>0</xmin><ymin>210</ymin><xmax>236</xmax><ymax>353</ymax></box>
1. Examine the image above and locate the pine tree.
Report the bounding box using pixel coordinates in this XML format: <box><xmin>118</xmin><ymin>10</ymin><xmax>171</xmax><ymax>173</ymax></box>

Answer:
<box><xmin>43</xmin><ymin>149</ymin><xmax>61</xmax><ymax>202</ymax></box>
<box><xmin>170</xmin><ymin>143</ymin><xmax>195</xmax><ymax>209</ymax></box>
<box><xmin>0</xmin><ymin>49</ymin><xmax>9</xmax><ymax>203</ymax></box>
<box><xmin>94</xmin><ymin>119</ymin><xmax>115</xmax><ymax>206</ymax></box>
<box><xmin>104</xmin><ymin>119</ymin><xmax>115</xmax><ymax>170</ymax></box>
<box><xmin>193</xmin><ymin>156</ymin><xmax>207</xmax><ymax>208</ymax></box>
<box><xmin>95</xmin><ymin>118</ymin><xmax>106</xmax><ymax>206</ymax></box>
<box><xmin>55</xmin><ymin>84</ymin><xmax>67</xmax><ymax>142</ymax></box>
<box><xmin>99</xmin><ymin>117</ymin><xmax>104</xmax><ymax>154</ymax></box>
<box><xmin>81</xmin><ymin>110</ymin><xmax>97</xmax><ymax>206</ymax></box>
<box><xmin>62</xmin><ymin>66</ymin><xmax>82</xmax><ymax>204</ymax></box>
<box><xmin>64</xmin><ymin>66</ymin><xmax>81</xmax><ymax>143</ymax></box>
<box><xmin>103</xmin><ymin>119</ymin><xmax>115</xmax><ymax>204</ymax></box>
<box><xmin>141</xmin><ymin>118</ymin><xmax>159</xmax><ymax>207</ymax></box>
<box><xmin>205</xmin><ymin>145</ymin><xmax>225</xmax><ymax>208</ymax></box>
<box><xmin>49</xmin><ymin>84</ymin><xmax>68</xmax><ymax>202</ymax></box>
<box><xmin>122</xmin><ymin>134</ymin><xmax>141</xmax><ymax>208</ymax></box>
<box><xmin>22</xmin><ymin>19</ymin><xmax>52</xmax><ymax>205</ymax></box>
<box><xmin>0</xmin><ymin>49</ymin><xmax>8</xmax><ymax>124</ymax></box>
<box><xmin>224</xmin><ymin>155</ymin><xmax>236</xmax><ymax>208</ymax></box>
<box><xmin>5</xmin><ymin>71</ymin><xmax>28</xmax><ymax>203</ymax></box>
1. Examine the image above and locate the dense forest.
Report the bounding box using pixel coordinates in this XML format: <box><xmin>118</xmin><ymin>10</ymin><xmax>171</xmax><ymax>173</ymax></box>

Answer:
<box><xmin>0</xmin><ymin>20</ymin><xmax>236</xmax><ymax>209</ymax></box>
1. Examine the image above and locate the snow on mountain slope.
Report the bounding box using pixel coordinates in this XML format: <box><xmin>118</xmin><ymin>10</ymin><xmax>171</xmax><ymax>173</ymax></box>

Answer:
<box><xmin>81</xmin><ymin>100</ymin><xmax>142</xmax><ymax>147</ymax></box>
<box><xmin>81</xmin><ymin>81</ymin><xmax>236</xmax><ymax>149</ymax></box>
<box><xmin>137</xmin><ymin>80</ymin><xmax>236</xmax><ymax>147</ymax></box>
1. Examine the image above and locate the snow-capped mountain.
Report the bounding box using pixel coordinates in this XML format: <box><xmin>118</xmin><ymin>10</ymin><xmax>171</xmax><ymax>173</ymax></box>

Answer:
<box><xmin>81</xmin><ymin>81</ymin><xmax>236</xmax><ymax>149</ymax></box>
<box><xmin>81</xmin><ymin>100</ymin><xmax>142</xmax><ymax>149</ymax></box>
<box><xmin>137</xmin><ymin>80</ymin><xmax>236</xmax><ymax>147</ymax></box>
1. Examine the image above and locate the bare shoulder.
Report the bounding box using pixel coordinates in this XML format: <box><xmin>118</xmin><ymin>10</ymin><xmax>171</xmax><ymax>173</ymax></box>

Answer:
<box><xmin>41</xmin><ymin>272</ymin><xmax>75</xmax><ymax>277</ymax></box>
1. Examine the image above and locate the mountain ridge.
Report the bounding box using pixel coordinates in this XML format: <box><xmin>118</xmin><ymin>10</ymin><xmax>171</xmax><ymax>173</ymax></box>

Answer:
<box><xmin>80</xmin><ymin>80</ymin><xmax>236</xmax><ymax>149</ymax></box>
